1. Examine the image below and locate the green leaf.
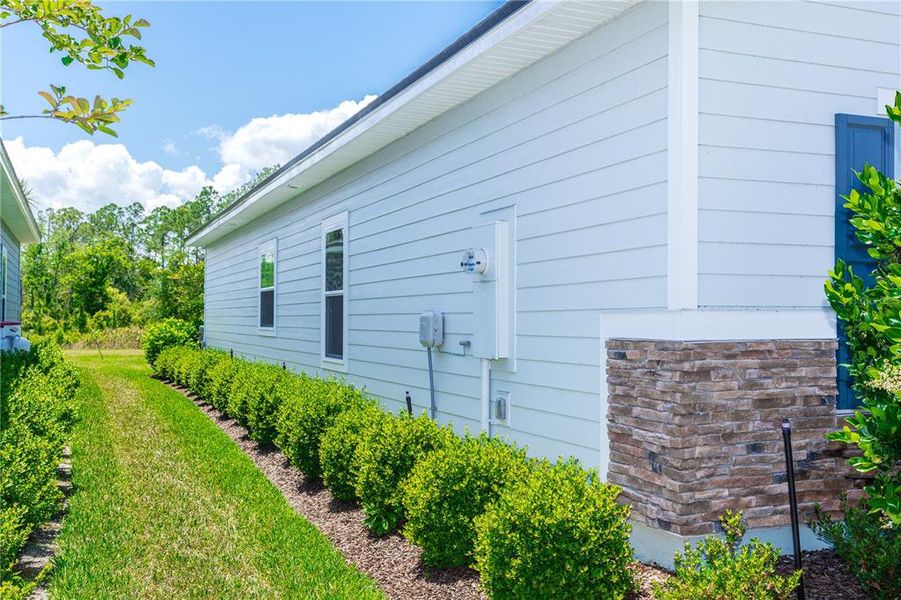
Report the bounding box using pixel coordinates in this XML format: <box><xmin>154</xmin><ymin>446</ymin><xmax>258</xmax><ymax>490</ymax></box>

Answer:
<box><xmin>61</xmin><ymin>55</ymin><xmax>74</xmax><ymax>66</ymax></box>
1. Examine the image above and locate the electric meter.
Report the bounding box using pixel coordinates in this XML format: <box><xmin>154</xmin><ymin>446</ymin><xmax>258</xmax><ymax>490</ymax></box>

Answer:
<box><xmin>460</xmin><ymin>248</ymin><xmax>488</xmax><ymax>275</ymax></box>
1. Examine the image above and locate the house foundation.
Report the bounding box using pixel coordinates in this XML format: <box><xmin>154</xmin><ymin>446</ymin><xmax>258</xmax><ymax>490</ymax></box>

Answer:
<box><xmin>605</xmin><ymin>338</ymin><xmax>864</xmax><ymax>538</ymax></box>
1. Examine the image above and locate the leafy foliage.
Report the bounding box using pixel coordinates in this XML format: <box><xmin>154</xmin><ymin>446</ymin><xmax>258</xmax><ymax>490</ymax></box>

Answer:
<box><xmin>319</xmin><ymin>404</ymin><xmax>387</xmax><ymax>501</ymax></box>
<box><xmin>474</xmin><ymin>458</ymin><xmax>633</xmax><ymax>600</ymax></box>
<box><xmin>0</xmin><ymin>0</ymin><xmax>153</xmax><ymax>135</ymax></box>
<box><xmin>0</xmin><ymin>342</ymin><xmax>80</xmax><ymax>593</ymax></box>
<box><xmin>354</xmin><ymin>412</ymin><xmax>453</xmax><ymax>536</ymax></box>
<box><xmin>142</xmin><ymin>317</ymin><xmax>196</xmax><ymax>367</ymax></box>
<box><xmin>206</xmin><ymin>353</ymin><xmax>239</xmax><ymax>413</ymax></box>
<box><xmin>275</xmin><ymin>377</ymin><xmax>373</xmax><ymax>479</ymax></box>
<box><xmin>22</xmin><ymin>169</ymin><xmax>279</xmax><ymax>342</ymax></box>
<box><xmin>228</xmin><ymin>361</ymin><xmax>286</xmax><ymax>444</ymax></box>
<box><xmin>402</xmin><ymin>434</ymin><xmax>530</xmax><ymax>568</ymax></box>
<box><xmin>810</xmin><ymin>496</ymin><xmax>900</xmax><ymax>599</ymax></box>
<box><xmin>653</xmin><ymin>511</ymin><xmax>800</xmax><ymax>600</ymax></box>
<box><xmin>824</xmin><ymin>90</ymin><xmax>901</xmax><ymax>524</ymax></box>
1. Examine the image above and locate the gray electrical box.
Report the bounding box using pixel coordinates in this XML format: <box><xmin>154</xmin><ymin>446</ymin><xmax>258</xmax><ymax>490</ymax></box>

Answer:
<box><xmin>419</xmin><ymin>311</ymin><xmax>444</xmax><ymax>348</ymax></box>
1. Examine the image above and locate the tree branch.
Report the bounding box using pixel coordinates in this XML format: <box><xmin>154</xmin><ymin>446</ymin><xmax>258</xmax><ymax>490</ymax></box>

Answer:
<box><xmin>0</xmin><ymin>17</ymin><xmax>35</xmax><ymax>28</ymax></box>
<box><xmin>0</xmin><ymin>114</ymin><xmax>55</xmax><ymax>121</ymax></box>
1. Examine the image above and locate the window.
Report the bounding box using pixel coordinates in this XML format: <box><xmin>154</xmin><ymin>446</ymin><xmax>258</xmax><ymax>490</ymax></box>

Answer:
<box><xmin>259</xmin><ymin>240</ymin><xmax>276</xmax><ymax>332</ymax></box>
<box><xmin>321</xmin><ymin>213</ymin><xmax>348</xmax><ymax>364</ymax></box>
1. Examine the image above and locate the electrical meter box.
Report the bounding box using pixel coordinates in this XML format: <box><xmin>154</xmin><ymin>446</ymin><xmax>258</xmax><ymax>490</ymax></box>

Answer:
<box><xmin>419</xmin><ymin>310</ymin><xmax>444</xmax><ymax>348</ymax></box>
<box><xmin>467</xmin><ymin>221</ymin><xmax>510</xmax><ymax>359</ymax></box>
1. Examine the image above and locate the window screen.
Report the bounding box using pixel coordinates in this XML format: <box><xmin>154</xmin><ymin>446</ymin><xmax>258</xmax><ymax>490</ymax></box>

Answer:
<box><xmin>259</xmin><ymin>244</ymin><xmax>276</xmax><ymax>329</ymax></box>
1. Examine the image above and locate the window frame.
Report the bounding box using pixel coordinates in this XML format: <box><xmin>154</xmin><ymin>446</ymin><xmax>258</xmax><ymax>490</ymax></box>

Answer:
<box><xmin>258</xmin><ymin>238</ymin><xmax>277</xmax><ymax>335</ymax></box>
<box><xmin>321</xmin><ymin>212</ymin><xmax>348</xmax><ymax>370</ymax></box>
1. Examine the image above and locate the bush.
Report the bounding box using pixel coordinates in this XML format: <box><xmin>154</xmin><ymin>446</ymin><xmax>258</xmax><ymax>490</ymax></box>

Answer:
<box><xmin>320</xmin><ymin>404</ymin><xmax>387</xmax><ymax>501</ymax></box>
<box><xmin>189</xmin><ymin>349</ymin><xmax>229</xmax><ymax>400</ymax></box>
<box><xmin>275</xmin><ymin>377</ymin><xmax>372</xmax><ymax>479</ymax></box>
<box><xmin>142</xmin><ymin>318</ymin><xmax>197</xmax><ymax>367</ymax></box>
<box><xmin>810</xmin><ymin>496</ymin><xmax>900</xmax><ymax>599</ymax></box>
<box><xmin>241</xmin><ymin>362</ymin><xmax>289</xmax><ymax>445</ymax></box>
<box><xmin>0</xmin><ymin>342</ymin><xmax>79</xmax><ymax>589</ymax></box>
<box><xmin>474</xmin><ymin>458</ymin><xmax>633</xmax><ymax>600</ymax></box>
<box><xmin>206</xmin><ymin>353</ymin><xmax>239</xmax><ymax>412</ymax></box>
<box><xmin>402</xmin><ymin>433</ymin><xmax>530</xmax><ymax>568</ymax></box>
<box><xmin>172</xmin><ymin>347</ymin><xmax>203</xmax><ymax>388</ymax></box>
<box><xmin>653</xmin><ymin>510</ymin><xmax>800</xmax><ymax>600</ymax></box>
<box><xmin>354</xmin><ymin>412</ymin><xmax>453</xmax><ymax>536</ymax></box>
<box><xmin>153</xmin><ymin>346</ymin><xmax>181</xmax><ymax>380</ymax></box>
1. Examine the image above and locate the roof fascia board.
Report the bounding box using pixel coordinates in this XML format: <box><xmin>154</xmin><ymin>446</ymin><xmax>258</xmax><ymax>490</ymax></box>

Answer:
<box><xmin>187</xmin><ymin>0</ymin><xmax>563</xmax><ymax>247</ymax></box>
<box><xmin>0</xmin><ymin>140</ymin><xmax>41</xmax><ymax>244</ymax></box>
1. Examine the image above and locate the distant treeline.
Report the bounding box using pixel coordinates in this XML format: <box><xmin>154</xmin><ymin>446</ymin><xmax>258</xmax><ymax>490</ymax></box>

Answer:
<box><xmin>22</xmin><ymin>166</ymin><xmax>278</xmax><ymax>342</ymax></box>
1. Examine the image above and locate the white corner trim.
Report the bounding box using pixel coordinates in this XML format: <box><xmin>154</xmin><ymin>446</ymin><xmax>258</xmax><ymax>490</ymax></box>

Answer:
<box><xmin>0</xmin><ymin>140</ymin><xmax>40</xmax><ymax>244</ymax></box>
<box><xmin>666</xmin><ymin>0</ymin><xmax>699</xmax><ymax>311</ymax></box>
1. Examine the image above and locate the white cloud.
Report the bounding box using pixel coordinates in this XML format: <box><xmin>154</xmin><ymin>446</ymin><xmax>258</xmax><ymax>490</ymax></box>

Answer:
<box><xmin>6</xmin><ymin>94</ymin><xmax>376</xmax><ymax>214</ymax></box>
<box><xmin>6</xmin><ymin>137</ymin><xmax>211</xmax><ymax>212</ymax></box>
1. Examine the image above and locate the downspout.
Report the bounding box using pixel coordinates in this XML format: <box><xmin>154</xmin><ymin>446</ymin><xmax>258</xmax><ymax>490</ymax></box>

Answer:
<box><xmin>480</xmin><ymin>358</ymin><xmax>491</xmax><ymax>435</ymax></box>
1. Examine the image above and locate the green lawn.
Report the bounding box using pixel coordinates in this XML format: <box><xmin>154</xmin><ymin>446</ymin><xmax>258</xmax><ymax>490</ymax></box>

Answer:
<box><xmin>50</xmin><ymin>350</ymin><xmax>382</xmax><ymax>599</ymax></box>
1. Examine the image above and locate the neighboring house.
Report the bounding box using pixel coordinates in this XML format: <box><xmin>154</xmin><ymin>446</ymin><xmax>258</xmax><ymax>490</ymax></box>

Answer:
<box><xmin>188</xmin><ymin>0</ymin><xmax>901</xmax><ymax>565</ymax></box>
<box><xmin>0</xmin><ymin>138</ymin><xmax>40</xmax><ymax>345</ymax></box>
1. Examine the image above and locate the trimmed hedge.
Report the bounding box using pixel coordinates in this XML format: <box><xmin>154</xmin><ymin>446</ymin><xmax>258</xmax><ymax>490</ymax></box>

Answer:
<box><xmin>154</xmin><ymin>346</ymin><xmax>637</xmax><ymax>598</ymax></box>
<box><xmin>320</xmin><ymin>403</ymin><xmax>387</xmax><ymax>501</ymax></box>
<box><xmin>276</xmin><ymin>378</ymin><xmax>373</xmax><ymax>479</ymax></box>
<box><xmin>355</xmin><ymin>412</ymin><xmax>454</xmax><ymax>536</ymax></box>
<box><xmin>474</xmin><ymin>458</ymin><xmax>634</xmax><ymax>599</ymax></box>
<box><xmin>142</xmin><ymin>318</ymin><xmax>197</xmax><ymax>367</ymax></box>
<box><xmin>0</xmin><ymin>342</ymin><xmax>80</xmax><ymax>595</ymax></box>
<box><xmin>402</xmin><ymin>434</ymin><xmax>530</xmax><ymax>568</ymax></box>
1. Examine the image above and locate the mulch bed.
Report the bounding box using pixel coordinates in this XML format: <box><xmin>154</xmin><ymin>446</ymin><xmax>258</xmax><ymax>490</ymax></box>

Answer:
<box><xmin>164</xmin><ymin>381</ymin><xmax>868</xmax><ymax>600</ymax></box>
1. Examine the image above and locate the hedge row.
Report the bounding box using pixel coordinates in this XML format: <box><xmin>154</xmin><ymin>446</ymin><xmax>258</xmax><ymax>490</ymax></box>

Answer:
<box><xmin>154</xmin><ymin>345</ymin><xmax>635</xmax><ymax>599</ymax></box>
<box><xmin>0</xmin><ymin>342</ymin><xmax>80</xmax><ymax>597</ymax></box>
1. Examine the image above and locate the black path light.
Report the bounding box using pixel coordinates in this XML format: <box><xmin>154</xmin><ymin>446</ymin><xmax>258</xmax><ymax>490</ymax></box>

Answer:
<box><xmin>781</xmin><ymin>418</ymin><xmax>805</xmax><ymax>600</ymax></box>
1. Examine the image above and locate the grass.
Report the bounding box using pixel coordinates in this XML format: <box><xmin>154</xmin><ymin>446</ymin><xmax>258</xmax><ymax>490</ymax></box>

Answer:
<box><xmin>50</xmin><ymin>350</ymin><xmax>382</xmax><ymax>599</ymax></box>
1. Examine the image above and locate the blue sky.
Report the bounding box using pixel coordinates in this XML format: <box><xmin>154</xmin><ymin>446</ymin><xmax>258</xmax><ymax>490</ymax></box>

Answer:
<box><xmin>1</xmin><ymin>1</ymin><xmax>501</xmax><ymax>211</ymax></box>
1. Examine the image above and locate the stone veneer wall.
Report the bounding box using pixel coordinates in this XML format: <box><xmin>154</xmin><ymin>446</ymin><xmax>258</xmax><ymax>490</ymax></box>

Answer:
<box><xmin>606</xmin><ymin>338</ymin><xmax>864</xmax><ymax>536</ymax></box>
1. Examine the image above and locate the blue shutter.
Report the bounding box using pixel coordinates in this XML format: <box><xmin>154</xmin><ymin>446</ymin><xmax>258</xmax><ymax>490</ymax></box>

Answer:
<box><xmin>834</xmin><ymin>113</ymin><xmax>894</xmax><ymax>409</ymax></box>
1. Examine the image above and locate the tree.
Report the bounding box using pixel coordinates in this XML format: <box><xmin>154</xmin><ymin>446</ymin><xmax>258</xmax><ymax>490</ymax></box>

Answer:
<box><xmin>0</xmin><ymin>0</ymin><xmax>153</xmax><ymax>136</ymax></box>
<box><xmin>825</xmin><ymin>91</ymin><xmax>901</xmax><ymax>525</ymax></box>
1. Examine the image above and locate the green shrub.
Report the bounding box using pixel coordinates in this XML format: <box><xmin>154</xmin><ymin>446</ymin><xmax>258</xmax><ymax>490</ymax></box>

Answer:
<box><xmin>402</xmin><ymin>433</ymin><xmax>530</xmax><ymax>568</ymax></box>
<box><xmin>227</xmin><ymin>361</ymin><xmax>260</xmax><ymax>424</ymax></box>
<box><xmin>142</xmin><ymin>318</ymin><xmax>197</xmax><ymax>367</ymax></box>
<box><xmin>275</xmin><ymin>377</ymin><xmax>373</xmax><ymax>480</ymax></box>
<box><xmin>189</xmin><ymin>349</ymin><xmax>228</xmax><ymax>400</ymax></box>
<box><xmin>811</xmin><ymin>495</ymin><xmax>900</xmax><ymax>599</ymax></box>
<box><xmin>0</xmin><ymin>343</ymin><xmax>79</xmax><ymax>587</ymax></box>
<box><xmin>207</xmin><ymin>353</ymin><xmax>239</xmax><ymax>412</ymax></box>
<box><xmin>153</xmin><ymin>346</ymin><xmax>181</xmax><ymax>380</ymax></box>
<box><xmin>653</xmin><ymin>510</ymin><xmax>800</xmax><ymax>600</ymax></box>
<box><xmin>320</xmin><ymin>403</ymin><xmax>387</xmax><ymax>501</ymax></box>
<box><xmin>474</xmin><ymin>458</ymin><xmax>634</xmax><ymax>600</ymax></box>
<box><xmin>171</xmin><ymin>347</ymin><xmax>203</xmax><ymax>388</ymax></box>
<box><xmin>0</xmin><ymin>506</ymin><xmax>28</xmax><ymax>576</ymax></box>
<box><xmin>354</xmin><ymin>412</ymin><xmax>453</xmax><ymax>536</ymax></box>
<box><xmin>242</xmin><ymin>362</ymin><xmax>288</xmax><ymax>445</ymax></box>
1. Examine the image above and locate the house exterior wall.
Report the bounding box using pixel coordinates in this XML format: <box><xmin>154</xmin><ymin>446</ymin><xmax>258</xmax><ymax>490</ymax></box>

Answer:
<box><xmin>696</xmin><ymin>0</ymin><xmax>901</xmax><ymax>307</ymax></box>
<box><xmin>1</xmin><ymin>220</ymin><xmax>22</xmax><ymax>323</ymax></box>
<box><xmin>203</xmin><ymin>0</ymin><xmax>669</xmax><ymax>467</ymax></box>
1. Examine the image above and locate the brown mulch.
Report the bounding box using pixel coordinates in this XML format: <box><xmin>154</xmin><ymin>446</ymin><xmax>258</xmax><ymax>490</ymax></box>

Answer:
<box><xmin>777</xmin><ymin>550</ymin><xmax>868</xmax><ymax>600</ymax></box>
<box><xmin>164</xmin><ymin>381</ymin><xmax>868</xmax><ymax>600</ymax></box>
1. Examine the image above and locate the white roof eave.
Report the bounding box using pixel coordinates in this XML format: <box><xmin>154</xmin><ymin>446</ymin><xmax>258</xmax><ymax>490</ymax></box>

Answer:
<box><xmin>187</xmin><ymin>0</ymin><xmax>639</xmax><ymax>247</ymax></box>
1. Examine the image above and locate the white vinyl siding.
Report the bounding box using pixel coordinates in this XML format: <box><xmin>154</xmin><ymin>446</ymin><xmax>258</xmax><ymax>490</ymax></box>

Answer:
<box><xmin>697</xmin><ymin>0</ymin><xmax>901</xmax><ymax>307</ymax></box>
<box><xmin>202</xmin><ymin>0</ymin><xmax>668</xmax><ymax>468</ymax></box>
<box><xmin>0</xmin><ymin>221</ymin><xmax>21</xmax><ymax>323</ymax></box>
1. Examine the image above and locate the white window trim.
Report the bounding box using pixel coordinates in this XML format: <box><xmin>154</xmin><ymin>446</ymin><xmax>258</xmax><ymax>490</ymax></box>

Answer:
<box><xmin>258</xmin><ymin>238</ymin><xmax>277</xmax><ymax>335</ymax></box>
<box><xmin>321</xmin><ymin>212</ymin><xmax>348</xmax><ymax>371</ymax></box>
